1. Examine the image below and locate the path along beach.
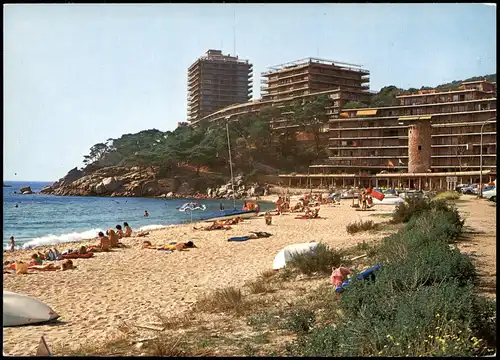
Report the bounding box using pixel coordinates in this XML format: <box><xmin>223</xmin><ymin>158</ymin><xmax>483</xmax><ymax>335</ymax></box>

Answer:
<box><xmin>3</xmin><ymin>196</ymin><xmax>494</xmax><ymax>355</ymax></box>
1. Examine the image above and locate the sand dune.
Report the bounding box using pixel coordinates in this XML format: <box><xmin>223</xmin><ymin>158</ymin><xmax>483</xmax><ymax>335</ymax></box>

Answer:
<box><xmin>3</xmin><ymin>199</ymin><xmax>393</xmax><ymax>355</ymax></box>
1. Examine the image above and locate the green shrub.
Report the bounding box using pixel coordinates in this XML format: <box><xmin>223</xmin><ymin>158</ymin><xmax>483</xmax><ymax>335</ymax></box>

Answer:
<box><xmin>295</xmin><ymin>282</ymin><xmax>493</xmax><ymax>357</ymax></box>
<box><xmin>284</xmin><ymin>309</ymin><xmax>316</xmax><ymax>335</ymax></box>
<box><xmin>433</xmin><ymin>191</ymin><xmax>461</xmax><ymax>201</ymax></box>
<box><xmin>391</xmin><ymin>198</ymin><xmax>461</xmax><ymax>224</ymax></box>
<box><xmin>289</xmin><ymin>243</ymin><xmax>342</xmax><ymax>276</ymax></box>
<box><xmin>346</xmin><ymin>219</ymin><xmax>378</xmax><ymax>234</ymax></box>
<box><xmin>290</xmin><ymin>199</ymin><xmax>495</xmax><ymax>357</ymax></box>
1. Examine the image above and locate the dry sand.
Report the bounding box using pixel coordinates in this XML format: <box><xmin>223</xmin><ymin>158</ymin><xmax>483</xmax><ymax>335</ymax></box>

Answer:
<box><xmin>3</xmin><ymin>197</ymin><xmax>394</xmax><ymax>355</ymax></box>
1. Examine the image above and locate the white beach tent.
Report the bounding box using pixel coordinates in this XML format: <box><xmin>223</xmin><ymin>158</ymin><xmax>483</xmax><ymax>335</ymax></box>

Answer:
<box><xmin>3</xmin><ymin>291</ymin><xmax>60</xmax><ymax>327</ymax></box>
<box><xmin>273</xmin><ymin>242</ymin><xmax>319</xmax><ymax>270</ymax></box>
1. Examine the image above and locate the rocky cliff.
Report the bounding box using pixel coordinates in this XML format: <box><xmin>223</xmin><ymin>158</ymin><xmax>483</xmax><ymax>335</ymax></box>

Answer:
<box><xmin>40</xmin><ymin>165</ymin><xmax>268</xmax><ymax>198</ymax></box>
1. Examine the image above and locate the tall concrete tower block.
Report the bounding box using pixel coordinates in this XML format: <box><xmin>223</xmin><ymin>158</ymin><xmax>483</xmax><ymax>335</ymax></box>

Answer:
<box><xmin>407</xmin><ymin>119</ymin><xmax>432</xmax><ymax>173</ymax></box>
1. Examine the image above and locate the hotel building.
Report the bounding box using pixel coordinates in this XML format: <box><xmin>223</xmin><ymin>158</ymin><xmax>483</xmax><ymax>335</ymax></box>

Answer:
<box><xmin>187</xmin><ymin>50</ymin><xmax>253</xmax><ymax>124</ymax></box>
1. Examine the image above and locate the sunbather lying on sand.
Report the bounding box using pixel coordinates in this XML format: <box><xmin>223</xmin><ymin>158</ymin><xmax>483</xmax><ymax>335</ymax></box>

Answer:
<box><xmin>295</xmin><ymin>208</ymin><xmax>320</xmax><ymax>219</ymax></box>
<box><xmin>247</xmin><ymin>231</ymin><xmax>273</xmax><ymax>239</ymax></box>
<box><xmin>224</xmin><ymin>217</ymin><xmax>244</xmax><ymax>225</ymax></box>
<box><xmin>29</xmin><ymin>253</ymin><xmax>43</xmax><ymax>266</ymax></box>
<box><xmin>88</xmin><ymin>232</ymin><xmax>111</xmax><ymax>252</ymax></box>
<box><xmin>142</xmin><ymin>240</ymin><xmax>197</xmax><ymax>251</ymax></box>
<box><xmin>194</xmin><ymin>221</ymin><xmax>232</xmax><ymax>231</ymax></box>
<box><xmin>137</xmin><ymin>231</ymin><xmax>150</xmax><ymax>237</ymax></box>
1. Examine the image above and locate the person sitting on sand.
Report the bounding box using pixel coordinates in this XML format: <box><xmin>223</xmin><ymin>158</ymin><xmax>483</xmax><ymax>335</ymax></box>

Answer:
<box><xmin>106</xmin><ymin>229</ymin><xmax>118</xmax><ymax>247</ymax></box>
<box><xmin>115</xmin><ymin>225</ymin><xmax>124</xmax><ymax>238</ymax></box>
<box><xmin>29</xmin><ymin>253</ymin><xmax>43</xmax><ymax>266</ymax></box>
<box><xmin>123</xmin><ymin>222</ymin><xmax>133</xmax><ymax>237</ymax></box>
<box><xmin>88</xmin><ymin>232</ymin><xmax>111</xmax><ymax>252</ymax></box>
<box><xmin>144</xmin><ymin>210</ymin><xmax>149</xmax><ymax>217</ymax></box>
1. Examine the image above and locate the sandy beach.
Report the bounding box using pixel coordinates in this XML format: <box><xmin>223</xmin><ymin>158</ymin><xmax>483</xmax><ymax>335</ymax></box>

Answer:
<box><xmin>3</xmin><ymin>196</ymin><xmax>495</xmax><ymax>355</ymax></box>
<box><xmin>2</xmin><ymin>195</ymin><xmax>395</xmax><ymax>355</ymax></box>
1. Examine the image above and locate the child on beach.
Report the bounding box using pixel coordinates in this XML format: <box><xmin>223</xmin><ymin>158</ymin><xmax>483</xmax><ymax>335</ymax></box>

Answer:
<box><xmin>29</xmin><ymin>254</ymin><xmax>43</xmax><ymax>266</ymax></box>
<box><xmin>9</xmin><ymin>236</ymin><xmax>15</xmax><ymax>251</ymax></box>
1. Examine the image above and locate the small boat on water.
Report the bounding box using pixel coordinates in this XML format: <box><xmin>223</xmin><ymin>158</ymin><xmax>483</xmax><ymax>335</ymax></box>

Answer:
<box><xmin>202</xmin><ymin>209</ymin><xmax>257</xmax><ymax>222</ymax></box>
<box><xmin>3</xmin><ymin>291</ymin><xmax>60</xmax><ymax>327</ymax></box>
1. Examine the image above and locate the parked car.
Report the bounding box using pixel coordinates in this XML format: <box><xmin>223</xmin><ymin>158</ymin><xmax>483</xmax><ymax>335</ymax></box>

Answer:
<box><xmin>481</xmin><ymin>188</ymin><xmax>496</xmax><ymax>202</ymax></box>
<box><xmin>383</xmin><ymin>188</ymin><xmax>398</xmax><ymax>196</ymax></box>
<box><xmin>399</xmin><ymin>190</ymin><xmax>426</xmax><ymax>200</ymax></box>
<box><xmin>455</xmin><ymin>184</ymin><xmax>469</xmax><ymax>192</ymax></box>
<box><xmin>473</xmin><ymin>184</ymin><xmax>495</xmax><ymax>195</ymax></box>
<box><xmin>462</xmin><ymin>184</ymin><xmax>478</xmax><ymax>194</ymax></box>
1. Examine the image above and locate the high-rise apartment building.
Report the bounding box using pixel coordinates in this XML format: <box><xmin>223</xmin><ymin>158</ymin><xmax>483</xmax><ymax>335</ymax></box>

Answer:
<box><xmin>187</xmin><ymin>50</ymin><xmax>253</xmax><ymax>123</ymax></box>
<box><xmin>261</xmin><ymin>57</ymin><xmax>371</xmax><ymax>102</ymax></box>
<box><xmin>191</xmin><ymin>57</ymin><xmax>373</xmax><ymax>129</ymax></box>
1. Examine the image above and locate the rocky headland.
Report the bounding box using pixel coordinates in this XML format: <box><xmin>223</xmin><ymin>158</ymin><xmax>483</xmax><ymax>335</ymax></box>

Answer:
<box><xmin>39</xmin><ymin>165</ymin><xmax>272</xmax><ymax>199</ymax></box>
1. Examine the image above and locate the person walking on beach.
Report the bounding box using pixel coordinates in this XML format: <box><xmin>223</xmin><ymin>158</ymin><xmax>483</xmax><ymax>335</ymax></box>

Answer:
<box><xmin>361</xmin><ymin>191</ymin><xmax>367</xmax><ymax>211</ymax></box>
<box><xmin>144</xmin><ymin>210</ymin><xmax>149</xmax><ymax>217</ymax></box>
<box><xmin>9</xmin><ymin>236</ymin><xmax>15</xmax><ymax>251</ymax></box>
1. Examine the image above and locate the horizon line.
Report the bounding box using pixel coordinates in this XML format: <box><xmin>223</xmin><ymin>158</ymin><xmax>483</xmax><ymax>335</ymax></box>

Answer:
<box><xmin>4</xmin><ymin>180</ymin><xmax>55</xmax><ymax>183</ymax></box>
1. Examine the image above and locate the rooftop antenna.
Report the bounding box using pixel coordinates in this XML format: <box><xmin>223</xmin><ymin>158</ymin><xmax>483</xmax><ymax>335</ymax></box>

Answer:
<box><xmin>233</xmin><ymin>6</ymin><xmax>236</xmax><ymax>56</ymax></box>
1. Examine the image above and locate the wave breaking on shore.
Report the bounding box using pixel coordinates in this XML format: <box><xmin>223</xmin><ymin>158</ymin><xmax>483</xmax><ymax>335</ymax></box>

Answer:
<box><xmin>18</xmin><ymin>228</ymin><xmax>105</xmax><ymax>250</ymax></box>
<box><xmin>4</xmin><ymin>224</ymin><xmax>176</xmax><ymax>251</ymax></box>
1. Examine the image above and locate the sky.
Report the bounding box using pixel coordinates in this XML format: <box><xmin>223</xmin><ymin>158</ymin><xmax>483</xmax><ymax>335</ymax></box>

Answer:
<box><xmin>3</xmin><ymin>3</ymin><xmax>496</xmax><ymax>182</ymax></box>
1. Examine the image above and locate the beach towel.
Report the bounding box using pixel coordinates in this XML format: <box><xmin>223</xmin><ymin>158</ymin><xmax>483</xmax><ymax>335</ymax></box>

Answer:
<box><xmin>62</xmin><ymin>252</ymin><xmax>94</xmax><ymax>259</ymax></box>
<box><xmin>228</xmin><ymin>236</ymin><xmax>250</xmax><ymax>242</ymax></box>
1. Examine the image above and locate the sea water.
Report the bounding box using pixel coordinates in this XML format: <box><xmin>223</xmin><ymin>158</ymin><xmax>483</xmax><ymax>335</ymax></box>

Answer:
<box><xmin>3</xmin><ymin>181</ymin><xmax>274</xmax><ymax>250</ymax></box>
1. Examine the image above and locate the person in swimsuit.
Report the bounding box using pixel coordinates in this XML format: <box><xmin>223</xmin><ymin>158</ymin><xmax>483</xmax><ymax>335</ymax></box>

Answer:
<box><xmin>89</xmin><ymin>232</ymin><xmax>110</xmax><ymax>252</ymax></box>
<box><xmin>29</xmin><ymin>254</ymin><xmax>43</xmax><ymax>266</ymax></box>
<box><xmin>106</xmin><ymin>229</ymin><xmax>119</xmax><ymax>248</ymax></box>
<box><xmin>123</xmin><ymin>222</ymin><xmax>133</xmax><ymax>237</ymax></box>
<box><xmin>115</xmin><ymin>225</ymin><xmax>124</xmax><ymax>238</ymax></box>
<box><xmin>144</xmin><ymin>210</ymin><xmax>149</xmax><ymax>217</ymax></box>
<box><xmin>9</xmin><ymin>236</ymin><xmax>15</xmax><ymax>251</ymax></box>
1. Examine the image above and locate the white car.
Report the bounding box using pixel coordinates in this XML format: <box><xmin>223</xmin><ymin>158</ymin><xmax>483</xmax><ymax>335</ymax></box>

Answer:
<box><xmin>481</xmin><ymin>188</ymin><xmax>496</xmax><ymax>202</ymax></box>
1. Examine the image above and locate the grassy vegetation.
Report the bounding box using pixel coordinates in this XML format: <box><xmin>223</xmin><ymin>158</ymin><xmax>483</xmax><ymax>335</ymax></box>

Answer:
<box><xmin>288</xmin><ymin>243</ymin><xmax>343</xmax><ymax>276</ymax></box>
<box><xmin>346</xmin><ymin>219</ymin><xmax>379</xmax><ymax>234</ymax></box>
<box><xmin>433</xmin><ymin>191</ymin><xmax>462</xmax><ymax>201</ymax></box>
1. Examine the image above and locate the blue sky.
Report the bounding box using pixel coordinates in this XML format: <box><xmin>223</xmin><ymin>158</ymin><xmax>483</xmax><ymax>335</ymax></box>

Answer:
<box><xmin>3</xmin><ymin>3</ymin><xmax>496</xmax><ymax>181</ymax></box>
